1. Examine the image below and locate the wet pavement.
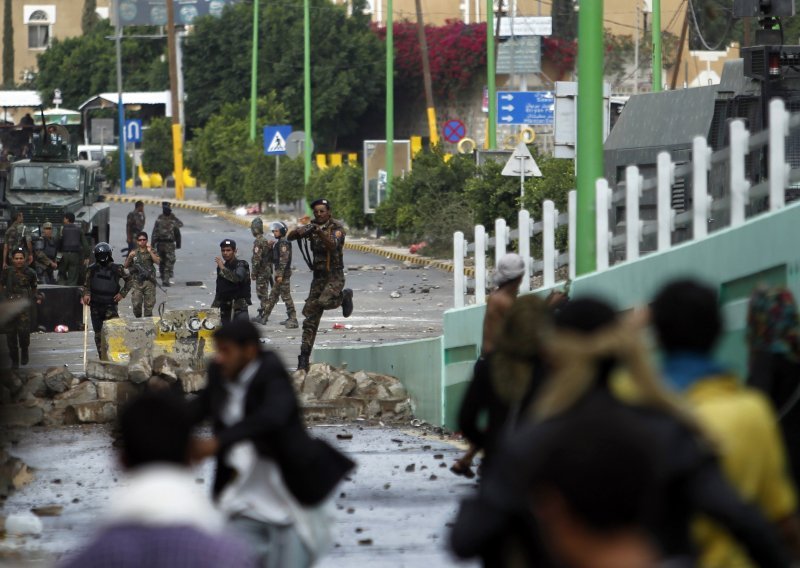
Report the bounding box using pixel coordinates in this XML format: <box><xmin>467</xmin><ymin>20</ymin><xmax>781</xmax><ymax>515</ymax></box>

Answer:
<box><xmin>1</xmin><ymin>424</ymin><xmax>477</xmax><ymax>567</ymax></box>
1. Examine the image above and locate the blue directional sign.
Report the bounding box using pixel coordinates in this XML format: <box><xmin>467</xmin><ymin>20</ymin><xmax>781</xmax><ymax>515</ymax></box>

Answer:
<box><xmin>124</xmin><ymin>119</ymin><xmax>142</xmax><ymax>143</ymax></box>
<box><xmin>263</xmin><ymin>125</ymin><xmax>293</xmax><ymax>156</ymax></box>
<box><xmin>497</xmin><ymin>91</ymin><xmax>554</xmax><ymax>125</ymax></box>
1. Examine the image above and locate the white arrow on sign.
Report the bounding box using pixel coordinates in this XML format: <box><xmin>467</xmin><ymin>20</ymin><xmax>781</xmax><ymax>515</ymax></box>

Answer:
<box><xmin>501</xmin><ymin>104</ymin><xmax>514</xmax><ymax>111</ymax></box>
<box><xmin>501</xmin><ymin>94</ymin><xmax>514</xmax><ymax>101</ymax></box>
<box><xmin>502</xmin><ymin>141</ymin><xmax>542</xmax><ymax>198</ymax></box>
<box><xmin>501</xmin><ymin>116</ymin><xmax>514</xmax><ymax>122</ymax></box>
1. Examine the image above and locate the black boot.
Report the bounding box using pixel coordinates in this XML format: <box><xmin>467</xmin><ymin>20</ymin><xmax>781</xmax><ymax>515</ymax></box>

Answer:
<box><xmin>342</xmin><ymin>288</ymin><xmax>354</xmax><ymax>318</ymax></box>
<box><xmin>297</xmin><ymin>353</ymin><xmax>310</xmax><ymax>372</ymax></box>
<box><xmin>9</xmin><ymin>350</ymin><xmax>18</xmax><ymax>369</ymax></box>
<box><xmin>21</xmin><ymin>347</ymin><xmax>29</xmax><ymax>366</ymax></box>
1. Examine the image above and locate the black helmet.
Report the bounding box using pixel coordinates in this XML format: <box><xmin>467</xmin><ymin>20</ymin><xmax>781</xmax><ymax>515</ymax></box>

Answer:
<box><xmin>270</xmin><ymin>221</ymin><xmax>287</xmax><ymax>237</ymax></box>
<box><xmin>251</xmin><ymin>217</ymin><xmax>264</xmax><ymax>236</ymax></box>
<box><xmin>94</xmin><ymin>242</ymin><xmax>113</xmax><ymax>265</ymax></box>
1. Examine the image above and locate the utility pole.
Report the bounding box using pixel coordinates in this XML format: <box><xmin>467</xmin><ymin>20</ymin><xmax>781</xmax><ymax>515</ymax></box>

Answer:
<box><xmin>486</xmin><ymin>0</ymin><xmax>496</xmax><ymax>149</ymax></box>
<box><xmin>575</xmin><ymin>0</ymin><xmax>603</xmax><ymax>275</ymax></box>
<box><xmin>249</xmin><ymin>0</ymin><xmax>259</xmax><ymax>141</ymax></box>
<box><xmin>303</xmin><ymin>0</ymin><xmax>311</xmax><ymax>184</ymax></box>
<box><xmin>386</xmin><ymin>0</ymin><xmax>394</xmax><ymax>196</ymax></box>
<box><xmin>415</xmin><ymin>0</ymin><xmax>438</xmax><ymax>146</ymax></box>
<box><xmin>166</xmin><ymin>0</ymin><xmax>184</xmax><ymax>200</ymax></box>
<box><xmin>634</xmin><ymin>5</ymin><xmax>639</xmax><ymax>94</ymax></box>
<box><xmin>652</xmin><ymin>0</ymin><xmax>662</xmax><ymax>92</ymax></box>
<box><xmin>670</xmin><ymin>4</ymin><xmax>689</xmax><ymax>90</ymax></box>
<box><xmin>114</xmin><ymin>0</ymin><xmax>126</xmax><ymax>194</ymax></box>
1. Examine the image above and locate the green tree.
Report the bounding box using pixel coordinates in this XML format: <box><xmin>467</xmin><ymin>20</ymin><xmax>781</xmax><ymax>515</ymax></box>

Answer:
<box><xmin>3</xmin><ymin>0</ymin><xmax>13</xmax><ymax>87</ymax></box>
<box><xmin>183</xmin><ymin>0</ymin><xmax>384</xmax><ymax>150</ymax></box>
<box><xmin>82</xmin><ymin>0</ymin><xmax>98</xmax><ymax>34</ymax></box>
<box><xmin>141</xmin><ymin>117</ymin><xmax>173</xmax><ymax>177</ymax></box>
<box><xmin>521</xmin><ymin>155</ymin><xmax>575</xmax><ymax>255</ymax></box>
<box><xmin>187</xmin><ymin>94</ymin><xmax>289</xmax><ymax>206</ymax></box>
<box><xmin>102</xmin><ymin>150</ymin><xmax>133</xmax><ymax>189</ymax></box>
<box><xmin>35</xmin><ymin>20</ymin><xmax>168</xmax><ymax>109</ymax></box>
<box><xmin>463</xmin><ymin>159</ymin><xmax>521</xmax><ymax>229</ymax></box>
<box><xmin>306</xmin><ymin>163</ymin><xmax>369</xmax><ymax>229</ymax></box>
<box><xmin>552</xmin><ymin>0</ymin><xmax>577</xmax><ymax>42</ymax></box>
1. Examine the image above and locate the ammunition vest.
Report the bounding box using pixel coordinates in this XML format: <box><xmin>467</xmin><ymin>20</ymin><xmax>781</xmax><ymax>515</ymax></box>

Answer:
<box><xmin>215</xmin><ymin>260</ymin><xmax>251</xmax><ymax>302</ymax></box>
<box><xmin>60</xmin><ymin>224</ymin><xmax>82</xmax><ymax>252</ymax></box>
<box><xmin>90</xmin><ymin>264</ymin><xmax>120</xmax><ymax>304</ymax></box>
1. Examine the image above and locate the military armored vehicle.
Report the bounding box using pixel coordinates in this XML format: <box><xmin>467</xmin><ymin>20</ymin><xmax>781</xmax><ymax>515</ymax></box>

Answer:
<box><xmin>0</xmin><ymin>115</ymin><xmax>109</xmax><ymax>249</ymax></box>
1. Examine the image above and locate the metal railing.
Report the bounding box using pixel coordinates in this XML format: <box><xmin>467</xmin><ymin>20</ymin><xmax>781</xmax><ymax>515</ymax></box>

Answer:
<box><xmin>454</xmin><ymin>99</ymin><xmax>800</xmax><ymax>307</ymax></box>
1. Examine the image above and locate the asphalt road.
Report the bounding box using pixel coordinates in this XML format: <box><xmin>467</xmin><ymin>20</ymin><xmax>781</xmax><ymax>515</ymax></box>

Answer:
<box><xmin>28</xmin><ymin>202</ymin><xmax>454</xmax><ymax>370</ymax></box>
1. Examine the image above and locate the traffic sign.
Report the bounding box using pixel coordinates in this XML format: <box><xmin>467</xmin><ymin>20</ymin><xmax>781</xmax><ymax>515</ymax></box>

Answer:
<box><xmin>502</xmin><ymin>141</ymin><xmax>542</xmax><ymax>198</ymax></box>
<box><xmin>124</xmin><ymin>119</ymin><xmax>142</xmax><ymax>144</ymax></box>
<box><xmin>497</xmin><ymin>91</ymin><xmax>554</xmax><ymax>125</ymax></box>
<box><xmin>496</xmin><ymin>37</ymin><xmax>541</xmax><ymax>74</ymax></box>
<box><xmin>263</xmin><ymin>125</ymin><xmax>292</xmax><ymax>156</ymax></box>
<box><xmin>286</xmin><ymin>131</ymin><xmax>314</xmax><ymax>159</ymax></box>
<box><xmin>442</xmin><ymin>119</ymin><xmax>466</xmax><ymax>144</ymax></box>
<box><xmin>498</xmin><ymin>16</ymin><xmax>552</xmax><ymax>37</ymax></box>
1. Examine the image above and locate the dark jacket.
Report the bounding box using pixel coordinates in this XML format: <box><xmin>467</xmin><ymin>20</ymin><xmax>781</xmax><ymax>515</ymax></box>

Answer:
<box><xmin>190</xmin><ymin>351</ymin><xmax>354</xmax><ymax>506</ymax></box>
<box><xmin>451</xmin><ymin>383</ymin><xmax>791</xmax><ymax>568</ymax></box>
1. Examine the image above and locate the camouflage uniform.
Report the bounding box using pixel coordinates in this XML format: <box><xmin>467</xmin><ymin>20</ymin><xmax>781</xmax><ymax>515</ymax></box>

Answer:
<box><xmin>33</xmin><ymin>236</ymin><xmax>58</xmax><ymax>284</ymax></box>
<box><xmin>125</xmin><ymin>248</ymin><xmax>158</xmax><ymax>318</ymax></box>
<box><xmin>290</xmin><ymin>218</ymin><xmax>347</xmax><ymax>360</ymax></box>
<box><xmin>57</xmin><ymin>223</ymin><xmax>90</xmax><ymax>286</ymax></box>
<box><xmin>126</xmin><ymin>209</ymin><xmax>146</xmax><ymax>252</ymax></box>
<box><xmin>212</xmin><ymin>257</ymin><xmax>251</xmax><ymax>323</ymax></box>
<box><xmin>4</xmin><ymin>220</ymin><xmax>29</xmax><ymax>264</ymax></box>
<box><xmin>1</xmin><ymin>265</ymin><xmax>40</xmax><ymax>367</ymax></box>
<box><xmin>152</xmin><ymin>213</ymin><xmax>183</xmax><ymax>284</ymax></box>
<box><xmin>82</xmin><ymin>263</ymin><xmax>133</xmax><ymax>354</ymax></box>
<box><xmin>251</xmin><ymin>234</ymin><xmax>273</xmax><ymax>314</ymax></box>
<box><xmin>261</xmin><ymin>237</ymin><xmax>297</xmax><ymax>324</ymax></box>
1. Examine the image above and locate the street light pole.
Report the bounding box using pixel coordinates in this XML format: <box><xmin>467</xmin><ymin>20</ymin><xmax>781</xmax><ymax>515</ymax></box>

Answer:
<box><xmin>486</xmin><ymin>0</ymin><xmax>496</xmax><ymax>149</ymax></box>
<box><xmin>386</xmin><ymin>0</ymin><xmax>394</xmax><ymax>197</ymax></box>
<box><xmin>166</xmin><ymin>0</ymin><xmax>185</xmax><ymax>200</ymax></box>
<box><xmin>303</xmin><ymin>0</ymin><xmax>311</xmax><ymax>184</ymax></box>
<box><xmin>249</xmin><ymin>0</ymin><xmax>259</xmax><ymax>141</ymax></box>
<box><xmin>652</xmin><ymin>0</ymin><xmax>662</xmax><ymax>92</ymax></box>
<box><xmin>575</xmin><ymin>0</ymin><xmax>603</xmax><ymax>275</ymax></box>
<box><xmin>114</xmin><ymin>0</ymin><xmax>126</xmax><ymax>194</ymax></box>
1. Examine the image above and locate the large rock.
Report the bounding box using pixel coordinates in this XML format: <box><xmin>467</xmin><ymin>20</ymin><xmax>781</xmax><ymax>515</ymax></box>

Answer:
<box><xmin>152</xmin><ymin>355</ymin><xmax>180</xmax><ymax>383</ymax></box>
<box><xmin>44</xmin><ymin>367</ymin><xmax>73</xmax><ymax>395</ymax></box>
<box><xmin>92</xmin><ymin>381</ymin><xmax>141</xmax><ymax>405</ymax></box>
<box><xmin>86</xmin><ymin>360</ymin><xmax>128</xmax><ymax>382</ymax></box>
<box><xmin>54</xmin><ymin>381</ymin><xmax>97</xmax><ymax>407</ymax></box>
<box><xmin>18</xmin><ymin>373</ymin><xmax>48</xmax><ymax>400</ymax></box>
<box><xmin>0</xmin><ymin>404</ymin><xmax>44</xmax><ymax>427</ymax></box>
<box><xmin>127</xmin><ymin>348</ymin><xmax>152</xmax><ymax>384</ymax></box>
<box><xmin>64</xmin><ymin>401</ymin><xmax>116</xmax><ymax>424</ymax></box>
<box><xmin>178</xmin><ymin>369</ymin><xmax>206</xmax><ymax>394</ymax></box>
<box><xmin>319</xmin><ymin>372</ymin><xmax>357</xmax><ymax>401</ymax></box>
<box><xmin>302</xmin><ymin>364</ymin><xmax>333</xmax><ymax>400</ymax></box>
<box><xmin>369</xmin><ymin>373</ymin><xmax>408</xmax><ymax>400</ymax></box>
<box><xmin>353</xmin><ymin>378</ymin><xmax>391</xmax><ymax>401</ymax></box>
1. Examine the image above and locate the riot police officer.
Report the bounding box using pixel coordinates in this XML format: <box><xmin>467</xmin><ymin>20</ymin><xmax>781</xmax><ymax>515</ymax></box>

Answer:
<box><xmin>258</xmin><ymin>221</ymin><xmax>297</xmax><ymax>328</ymax></box>
<box><xmin>33</xmin><ymin>222</ymin><xmax>58</xmax><ymax>284</ymax></box>
<box><xmin>250</xmin><ymin>217</ymin><xmax>273</xmax><ymax>323</ymax></box>
<box><xmin>212</xmin><ymin>239</ymin><xmax>251</xmax><ymax>323</ymax></box>
<box><xmin>82</xmin><ymin>243</ymin><xmax>132</xmax><ymax>357</ymax></box>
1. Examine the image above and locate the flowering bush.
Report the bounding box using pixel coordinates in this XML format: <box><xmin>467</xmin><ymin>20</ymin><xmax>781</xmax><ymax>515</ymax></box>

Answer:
<box><xmin>375</xmin><ymin>20</ymin><xmax>486</xmax><ymax>101</ymax></box>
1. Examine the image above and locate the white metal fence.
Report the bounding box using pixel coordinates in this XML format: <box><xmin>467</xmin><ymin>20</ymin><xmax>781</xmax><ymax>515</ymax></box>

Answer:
<box><xmin>453</xmin><ymin>98</ymin><xmax>800</xmax><ymax>308</ymax></box>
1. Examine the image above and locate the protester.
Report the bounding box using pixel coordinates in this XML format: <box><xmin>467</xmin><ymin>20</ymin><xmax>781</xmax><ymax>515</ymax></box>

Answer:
<box><xmin>451</xmin><ymin>297</ymin><xmax>790</xmax><ymax>567</ymax></box>
<box><xmin>747</xmin><ymin>286</ymin><xmax>800</xmax><ymax>491</ymax></box>
<box><xmin>189</xmin><ymin>319</ymin><xmax>355</xmax><ymax>568</ymax></box>
<box><xmin>456</xmin><ymin>292</ymin><xmax>550</xmax><ymax>476</ymax></box>
<box><xmin>653</xmin><ymin>279</ymin><xmax>800</xmax><ymax>567</ymax></box>
<box><xmin>59</xmin><ymin>392</ymin><xmax>255</xmax><ymax>568</ymax></box>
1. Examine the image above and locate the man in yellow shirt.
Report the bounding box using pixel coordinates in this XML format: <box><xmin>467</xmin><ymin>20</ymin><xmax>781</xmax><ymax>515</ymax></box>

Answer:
<box><xmin>652</xmin><ymin>279</ymin><xmax>800</xmax><ymax>567</ymax></box>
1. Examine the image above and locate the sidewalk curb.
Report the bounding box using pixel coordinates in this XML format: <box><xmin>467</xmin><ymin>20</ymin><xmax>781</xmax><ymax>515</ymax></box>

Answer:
<box><xmin>102</xmin><ymin>194</ymin><xmax>474</xmax><ymax>276</ymax></box>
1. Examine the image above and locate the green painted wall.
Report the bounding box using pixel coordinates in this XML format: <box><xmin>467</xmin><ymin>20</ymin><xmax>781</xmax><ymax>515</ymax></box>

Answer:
<box><xmin>313</xmin><ymin>336</ymin><xmax>444</xmax><ymax>425</ymax></box>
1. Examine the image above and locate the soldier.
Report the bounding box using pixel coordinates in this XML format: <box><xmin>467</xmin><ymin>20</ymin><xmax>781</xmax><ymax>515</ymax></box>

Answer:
<box><xmin>3</xmin><ymin>212</ymin><xmax>32</xmax><ymax>268</ymax></box>
<box><xmin>33</xmin><ymin>222</ymin><xmax>58</xmax><ymax>284</ymax></box>
<box><xmin>288</xmin><ymin>198</ymin><xmax>353</xmax><ymax>371</ymax></box>
<box><xmin>250</xmin><ymin>217</ymin><xmax>273</xmax><ymax>322</ymax></box>
<box><xmin>212</xmin><ymin>239</ymin><xmax>251</xmax><ymax>324</ymax></box>
<box><xmin>257</xmin><ymin>221</ymin><xmax>298</xmax><ymax>328</ymax></box>
<box><xmin>125</xmin><ymin>200</ymin><xmax>146</xmax><ymax>254</ymax></box>
<box><xmin>82</xmin><ymin>243</ymin><xmax>132</xmax><ymax>357</ymax></box>
<box><xmin>152</xmin><ymin>201</ymin><xmax>183</xmax><ymax>287</ymax></box>
<box><xmin>57</xmin><ymin>212</ymin><xmax>90</xmax><ymax>286</ymax></box>
<box><xmin>124</xmin><ymin>231</ymin><xmax>160</xmax><ymax>318</ymax></box>
<box><xmin>1</xmin><ymin>248</ymin><xmax>43</xmax><ymax>368</ymax></box>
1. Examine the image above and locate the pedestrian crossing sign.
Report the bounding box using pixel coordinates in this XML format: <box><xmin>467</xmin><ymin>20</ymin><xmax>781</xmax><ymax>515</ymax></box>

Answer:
<box><xmin>263</xmin><ymin>125</ymin><xmax>293</xmax><ymax>156</ymax></box>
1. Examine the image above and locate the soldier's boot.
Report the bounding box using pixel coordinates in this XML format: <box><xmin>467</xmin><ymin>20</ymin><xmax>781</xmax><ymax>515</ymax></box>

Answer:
<box><xmin>162</xmin><ymin>278</ymin><xmax>171</xmax><ymax>288</ymax></box>
<box><xmin>284</xmin><ymin>318</ymin><xmax>299</xmax><ymax>329</ymax></box>
<box><xmin>9</xmin><ymin>350</ymin><xmax>18</xmax><ymax>369</ymax></box>
<box><xmin>21</xmin><ymin>347</ymin><xmax>29</xmax><ymax>366</ymax></box>
<box><xmin>342</xmin><ymin>288</ymin><xmax>354</xmax><ymax>318</ymax></box>
<box><xmin>297</xmin><ymin>352</ymin><xmax>310</xmax><ymax>373</ymax></box>
<box><xmin>251</xmin><ymin>308</ymin><xmax>266</xmax><ymax>325</ymax></box>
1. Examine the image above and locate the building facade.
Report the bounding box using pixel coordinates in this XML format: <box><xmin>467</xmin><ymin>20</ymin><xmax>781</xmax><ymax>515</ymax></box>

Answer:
<box><xmin>1</xmin><ymin>0</ymin><xmax>111</xmax><ymax>86</ymax></box>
